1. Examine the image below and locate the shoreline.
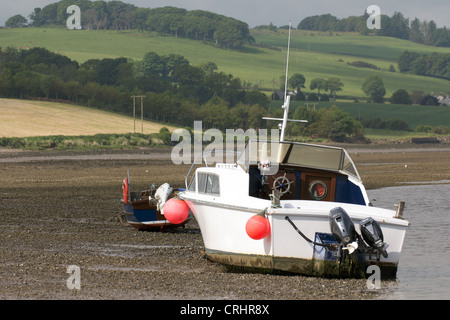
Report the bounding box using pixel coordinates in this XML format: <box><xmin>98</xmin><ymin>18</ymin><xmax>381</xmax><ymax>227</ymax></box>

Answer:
<box><xmin>1</xmin><ymin>144</ymin><xmax>449</xmax><ymax>190</ymax></box>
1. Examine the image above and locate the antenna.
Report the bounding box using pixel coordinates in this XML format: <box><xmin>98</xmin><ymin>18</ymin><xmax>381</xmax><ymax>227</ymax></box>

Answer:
<box><xmin>263</xmin><ymin>21</ymin><xmax>307</xmax><ymax>142</ymax></box>
<box><xmin>283</xmin><ymin>21</ymin><xmax>292</xmax><ymax>103</ymax></box>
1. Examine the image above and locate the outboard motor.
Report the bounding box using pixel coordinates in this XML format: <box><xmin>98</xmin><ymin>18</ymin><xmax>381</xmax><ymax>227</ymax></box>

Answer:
<box><xmin>360</xmin><ymin>217</ymin><xmax>388</xmax><ymax>259</ymax></box>
<box><xmin>329</xmin><ymin>207</ymin><xmax>358</xmax><ymax>253</ymax></box>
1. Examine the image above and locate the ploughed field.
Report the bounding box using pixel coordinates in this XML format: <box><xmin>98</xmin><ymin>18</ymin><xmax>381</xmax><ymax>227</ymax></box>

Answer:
<box><xmin>0</xmin><ymin>146</ymin><xmax>449</xmax><ymax>299</ymax></box>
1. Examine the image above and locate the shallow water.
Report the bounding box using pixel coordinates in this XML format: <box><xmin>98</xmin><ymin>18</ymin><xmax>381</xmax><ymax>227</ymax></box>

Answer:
<box><xmin>368</xmin><ymin>184</ymin><xmax>450</xmax><ymax>300</ymax></box>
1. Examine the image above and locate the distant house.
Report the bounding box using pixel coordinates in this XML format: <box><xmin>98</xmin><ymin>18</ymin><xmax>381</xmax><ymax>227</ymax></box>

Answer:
<box><xmin>441</xmin><ymin>94</ymin><xmax>450</xmax><ymax>106</ymax></box>
<box><xmin>273</xmin><ymin>91</ymin><xmax>297</xmax><ymax>100</ymax></box>
<box><xmin>433</xmin><ymin>93</ymin><xmax>450</xmax><ymax>106</ymax></box>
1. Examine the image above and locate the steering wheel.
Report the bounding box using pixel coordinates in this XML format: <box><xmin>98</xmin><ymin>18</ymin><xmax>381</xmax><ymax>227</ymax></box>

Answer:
<box><xmin>272</xmin><ymin>175</ymin><xmax>292</xmax><ymax>195</ymax></box>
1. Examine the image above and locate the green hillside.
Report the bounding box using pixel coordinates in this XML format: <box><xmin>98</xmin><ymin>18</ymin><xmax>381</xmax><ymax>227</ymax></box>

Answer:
<box><xmin>281</xmin><ymin>100</ymin><xmax>450</xmax><ymax>128</ymax></box>
<box><xmin>0</xmin><ymin>27</ymin><xmax>448</xmax><ymax>98</ymax></box>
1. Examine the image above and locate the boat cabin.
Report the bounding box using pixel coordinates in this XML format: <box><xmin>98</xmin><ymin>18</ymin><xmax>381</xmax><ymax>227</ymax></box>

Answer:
<box><xmin>238</xmin><ymin>141</ymin><xmax>368</xmax><ymax>206</ymax></box>
<box><xmin>186</xmin><ymin>141</ymin><xmax>369</xmax><ymax>207</ymax></box>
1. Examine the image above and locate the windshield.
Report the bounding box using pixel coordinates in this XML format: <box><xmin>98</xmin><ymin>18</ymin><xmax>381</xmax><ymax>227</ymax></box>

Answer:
<box><xmin>237</xmin><ymin>141</ymin><xmax>360</xmax><ymax>180</ymax></box>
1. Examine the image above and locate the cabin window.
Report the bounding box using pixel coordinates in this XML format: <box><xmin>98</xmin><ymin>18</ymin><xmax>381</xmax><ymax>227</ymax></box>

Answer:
<box><xmin>308</xmin><ymin>180</ymin><xmax>328</xmax><ymax>200</ymax></box>
<box><xmin>198</xmin><ymin>173</ymin><xmax>220</xmax><ymax>196</ymax></box>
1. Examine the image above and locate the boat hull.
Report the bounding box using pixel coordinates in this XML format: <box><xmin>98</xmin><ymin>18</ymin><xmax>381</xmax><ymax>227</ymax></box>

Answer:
<box><xmin>182</xmin><ymin>196</ymin><xmax>408</xmax><ymax>278</ymax></box>
<box><xmin>122</xmin><ymin>200</ymin><xmax>190</xmax><ymax>231</ymax></box>
<box><xmin>204</xmin><ymin>249</ymin><xmax>399</xmax><ymax>279</ymax></box>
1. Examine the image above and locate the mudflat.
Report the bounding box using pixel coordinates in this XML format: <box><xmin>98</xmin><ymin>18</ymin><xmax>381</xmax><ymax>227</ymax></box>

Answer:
<box><xmin>1</xmin><ymin>145</ymin><xmax>449</xmax><ymax>300</ymax></box>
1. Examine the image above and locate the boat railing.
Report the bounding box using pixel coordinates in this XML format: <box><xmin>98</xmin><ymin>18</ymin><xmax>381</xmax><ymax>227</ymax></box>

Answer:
<box><xmin>184</xmin><ymin>149</ymin><xmax>240</xmax><ymax>189</ymax></box>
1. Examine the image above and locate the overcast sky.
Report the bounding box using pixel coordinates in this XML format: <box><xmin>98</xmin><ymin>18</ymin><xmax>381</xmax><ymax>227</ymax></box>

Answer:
<box><xmin>1</xmin><ymin>0</ymin><xmax>449</xmax><ymax>28</ymax></box>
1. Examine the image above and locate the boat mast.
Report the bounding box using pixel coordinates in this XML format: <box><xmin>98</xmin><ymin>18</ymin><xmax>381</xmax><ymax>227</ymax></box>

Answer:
<box><xmin>283</xmin><ymin>21</ymin><xmax>292</xmax><ymax>104</ymax></box>
<box><xmin>263</xmin><ymin>21</ymin><xmax>307</xmax><ymax>141</ymax></box>
<box><xmin>280</xmin><ymin>21</ymin><xmax>292</xmax><ymax>142</ymax></box>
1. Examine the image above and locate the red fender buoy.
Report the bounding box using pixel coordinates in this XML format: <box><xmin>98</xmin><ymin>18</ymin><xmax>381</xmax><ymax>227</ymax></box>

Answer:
<box><xmin>122</xmin><ymin>178</ymin><xmax>129</xmax><ymax>204</ymax></box>
<box><xmin>163</xmin><ymin>198</ymin><xmax>189</xmax><ymax>224</ymax></box>
<box><xmin>246</xmin><ymin>215</ymin><xmax>271</xmax><ymax>240</ymax></box>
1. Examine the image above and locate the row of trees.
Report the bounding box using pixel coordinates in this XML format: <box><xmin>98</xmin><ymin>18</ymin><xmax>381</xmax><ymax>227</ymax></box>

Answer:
<box><xmin>285</xmin><ymin>72</ymin><xmax>442</xmax><ymax>106</ymax></box>
<box><xmin>289</xmin><ymin>105</ymin><xmax>364</xmax><ymax>142</ymax></box>
<box><xmin>398</xmin><ymin>51</ymin><xmax>450</xmax><ymax>80</ymax></box>
<box><xmin>361</xmin><ymin>117</ymin><xmax>410</xmax><ymax>131</ymax></box>
<box><xmin>0</xmin><ymin>46</ymin><xmax>270</xmax><ymax>129</ymax></box>
<box><xmin>297</xmin><ymin>12</ymin><xmax>450</xmax><ymax>47</ymax></box>
<box><xmin>9</xmin><ymin>1</ymin><xmax>450</xmax><ymax>48</ymax></box>
<box><xmin>390</xmin><ymin>89</ymin><xmax>444</xmax><ymax>106</ymax></box>
<box><xmin>17</xmin><ymin>0</ymin><xmax>253</xmax><ymax>48</ymax></box>
<box><xmin>284</xmin><ymin>73</ymin><xmax>344</xmax><ymax>100</ymax></box>
<box><xmin>285</xmin><ymin>72</ymin><xmax>426</xmax><ymax>105</ymax></box>
<box><xmin>360</xmin><ymin>75</ymin><xmax>443</xmax><ymax>105</ymax></box>
<box><xmin>144</xmin><ymin>7</ymin><xmax>253</xmax><ymax>48</ymax></box>
<box><xmin>29</xmin><ymin>0</ymin><xmax>137</xmax><ymax>29</ymax></box>
<box><xmin>298</xmin><ymin>13</ymin><xmax>365</xmax><ymax>33</ymax></box>
<box><xmin>409</xmin><ymin>18</ymin><xmax>450</xmax><ymax>47</ymax></box>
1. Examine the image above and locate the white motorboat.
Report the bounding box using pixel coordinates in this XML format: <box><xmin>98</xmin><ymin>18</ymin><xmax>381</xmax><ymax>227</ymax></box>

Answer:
<box><xmin>179</xmin><ymin>137</ymin><xmax>409</xmax><ymax>278</ymax></box>
<box><xmin>176</xmin><ymin>24</ymin><xmax>409</xmax><ymax>278</ymax></box>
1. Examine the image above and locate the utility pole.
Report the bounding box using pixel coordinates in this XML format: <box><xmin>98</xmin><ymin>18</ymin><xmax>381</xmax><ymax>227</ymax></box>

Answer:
<box><xmin>131</xmin><ymin>96</ymin><xmax>145</xmax><ymax>133</ymax></box>
<box><xmin>132</xmin><ymin>96</ymin><xmax>136</xmax><ymax>133</ymax></box>
<box><xmin>141</xmin><ymin>96</ymin><xmax>144</xmax><ymax>134</ymax></box>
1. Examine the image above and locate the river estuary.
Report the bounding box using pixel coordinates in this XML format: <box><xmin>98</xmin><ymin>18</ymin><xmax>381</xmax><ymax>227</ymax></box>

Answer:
<box><xmin>368</xmin><ymin>183</ymin><xmax>450</xmax><ymax>299</ymax></box>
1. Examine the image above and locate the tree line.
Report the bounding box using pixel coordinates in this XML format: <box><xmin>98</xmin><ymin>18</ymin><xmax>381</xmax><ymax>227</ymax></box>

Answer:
<box><xmin>0</xmin><ymin>46</ymin><xmax>269</xmax><ymax>130</ymax></box>
<box><xmin>281</xmin><ymin>73</ymin><xmax>344</xmax><ymax>102</ymax></box>
<box><xmin>398</xmin><ymin>51</ymin><xmax>450</xmax><ymax>80</ymax></box>
<box><xmin>360</xmin><ymin>74</ymin><xmax>446</xmax><ymax>105</ymax></box>
<box><xmin>296</xmin><ymin>11</ymin><xmax>450</xmax><ymax>47</ymax></box>
<box><xmin>9</xmin><ymin>0</ymin><xmax>253</xmax><ymax>49</ymax></box>
<box><xmin>289</xmin><ymin>105</ymin><xmax>364</xmax><ymax>142</ymax></box>
<box><xmin>8</xmin><ymin>2</ymin><xmax>449</xmax><ymax>48</ymax></box>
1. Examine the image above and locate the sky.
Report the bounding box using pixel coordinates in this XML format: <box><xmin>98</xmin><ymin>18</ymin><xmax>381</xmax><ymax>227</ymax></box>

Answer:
<box><xmin>1</xmin><ymin>0</ymin><xmax>449</xmax><ymax>28</ymax></box>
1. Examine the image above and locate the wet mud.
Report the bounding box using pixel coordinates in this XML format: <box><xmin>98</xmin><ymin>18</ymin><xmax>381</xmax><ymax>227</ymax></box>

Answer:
<box><xmin>1</xmin><ymin>146</ymin><xmax>449</xmax><ymax>300</ymax></box>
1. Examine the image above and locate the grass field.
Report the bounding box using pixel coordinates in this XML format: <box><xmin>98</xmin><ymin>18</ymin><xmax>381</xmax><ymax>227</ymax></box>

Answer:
<box><xmin>275</xmin><ymin>100</ymin><xmax>450</xmax><ymax>128</ymax></box>
<box><xmin>253</xmin><ymin>29</ymin><xmax>450</xmax><ymax>61</ymax></box>
<box><xmin>0</xmin><ymin>98</ymin><xmax>176</xmax><ymax>138</ymax></box>
<box><xmin>0</xmin><ymin>27</ymin><xmax>448</xmax><ymax>98</ymax></box>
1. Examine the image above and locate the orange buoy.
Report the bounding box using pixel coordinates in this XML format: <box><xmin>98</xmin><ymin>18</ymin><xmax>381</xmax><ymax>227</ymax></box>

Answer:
<box><xmin>163</xmin><ymin>198</ymin><xmax>189</xmax><ymax>224</ymax></box>
<box><xmin>122</xmin><ymin>178</ymin><xmax>129</xmax><ymax>204</ymax></box>
<box><xmin>245</xmin><ymin>215</ymin><xmax>271</xmax><ymax>240</ymax></box>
